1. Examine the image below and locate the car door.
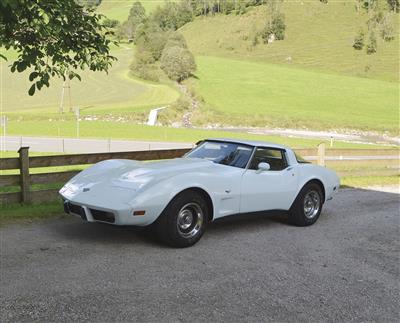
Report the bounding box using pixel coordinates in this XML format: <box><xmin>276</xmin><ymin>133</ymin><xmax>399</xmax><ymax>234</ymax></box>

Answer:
<box><xmin>240</xmin><ymin>147</ymin><xmax>298</xmax><ymax>213</ymax></box>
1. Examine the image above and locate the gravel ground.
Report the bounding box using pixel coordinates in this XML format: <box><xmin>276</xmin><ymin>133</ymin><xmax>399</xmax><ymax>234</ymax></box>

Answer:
<box><xmin>1</xmin><ymin>188</ymin><xmax>399</xmax><ymax>322</ymax></box>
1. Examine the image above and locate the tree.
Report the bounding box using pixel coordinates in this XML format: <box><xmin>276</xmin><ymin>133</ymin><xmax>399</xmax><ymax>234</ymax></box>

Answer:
<box><xmin>160</xmin><ymin>46</ymin><xmax>196</xmax><ymax>82</ymax></box>
<box><xmin>366</xmin><ymin>31</ymin><xmax>377</xmax><ymax>54</ymax></box>
<box><xmin>380</xmin><ymin>14</ymin><xmax>395</xmax><ymax>41</ymax></box>
<box><xmin>0</xmin><ymin>0</ymin><xmax>115</xmax><ymax>95</ymax></box>
<box><xmin>135</xmin><ymin>22</ymin><xmax>168</xmax><ymax>60</ymax></box>
<box><xmin>164</xmin><ymin>32</ymin><xmax>188</xmax><ymax>50</ymax></box>
<box><xmin>151</xmin><ymin>1</ymin><xmax>193</xmax><ymax>31</ymax></box>
<box><xmin>121</xmin><ymin>1</ymin><xmax>146</xmax><ymax>40</ymax></box>
<box><xmin>387</xmin><ymin>0</ymin><xmax>399</xmax><ymax>12</ymax></box>
<box><xmin>353</xmin><ymin>30</ymin><xmax>365</xmax><ymax>49</ymax></box>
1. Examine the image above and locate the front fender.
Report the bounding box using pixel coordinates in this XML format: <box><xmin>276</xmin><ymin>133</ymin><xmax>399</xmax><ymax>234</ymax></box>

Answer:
<box><xmin>128</xmin><ymin>164</ymin><xmax>245</xmax><ymax>225</ymax></box>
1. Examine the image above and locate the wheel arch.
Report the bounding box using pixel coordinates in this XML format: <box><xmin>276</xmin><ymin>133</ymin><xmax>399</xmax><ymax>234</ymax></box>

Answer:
<box><xmin>302</xmin><ymin>178</ymin><xmax>326</xmax><ymax>202</ymax></box>
<box><xmin>167</xmin><ymin>187</ymin><xmax>214</xmax><ymax>222</ymax></box>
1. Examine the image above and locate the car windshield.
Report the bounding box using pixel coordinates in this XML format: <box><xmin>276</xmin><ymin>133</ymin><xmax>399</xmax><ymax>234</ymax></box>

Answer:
<box><xmin>185</xmin><ymin>141</ymin><xmax>253</xmax><ymax>169</ymax></box>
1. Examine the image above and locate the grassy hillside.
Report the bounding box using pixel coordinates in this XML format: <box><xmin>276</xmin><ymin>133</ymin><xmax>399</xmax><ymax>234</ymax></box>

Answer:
<box><xmin>181</xmin><ymin>2</ymin><xmax>399</xmax><ymax>82</ymax></box>
<box><xmin>192</xmin><ymin>56</ymin><xmax>398</xmax><ymax>134</ymax></box>
<box><xmin>2</xmin><ymin>45</ymin><xmax>179</xmax><ymax>114</ymax></box>
<box><xmin>98</xmin><ymin>0</ymin><xmax>160</xmax><ymax>20</ymax></box>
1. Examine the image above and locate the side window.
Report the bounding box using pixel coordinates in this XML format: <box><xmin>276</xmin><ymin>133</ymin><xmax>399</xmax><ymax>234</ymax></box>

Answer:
<box><xmin>249</xmin><ymin>148</ymin><xmax>288</xmax><ymax>171</ymax></box>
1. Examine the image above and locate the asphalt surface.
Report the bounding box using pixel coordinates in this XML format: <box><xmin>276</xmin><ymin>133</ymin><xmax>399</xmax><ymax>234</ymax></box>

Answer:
<box><xmin>1</xmin><ymin>188</ymin><xmax>399</xmax><ymax>322</ymax></box>
<box><xmin>1</xmin><ymin>136</ymin><xmax>193</xmax><ymax>153</ymax></box>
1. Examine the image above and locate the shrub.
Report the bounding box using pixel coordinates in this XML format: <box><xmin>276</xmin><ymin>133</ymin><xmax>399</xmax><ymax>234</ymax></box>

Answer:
<box><xmin>353</xmin><ymin>30</ymin><xmax>365</xmax><ymax>50</ymax></box>
<box><xmin>160</xmin><ymin>46</ymin><xmax>196</xmax><ymax>82</ymax></box>
<box><xmin>366</xmin><ymin>31</ymin><xmax>377</xmax><ymax>54</ymax></box>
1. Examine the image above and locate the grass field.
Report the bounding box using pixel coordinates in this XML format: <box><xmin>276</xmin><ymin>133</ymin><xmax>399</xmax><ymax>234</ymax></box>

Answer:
<box><xmin>192</xmin><ymin>56</ymin><xmax>399</xmax><ymax>134</ymax></box>
<box><xmin>3</xmin><ymin>120</ymin><xmax>384</xmax><ymax>148</ymax></box>
<box><xmin>98</xmin><ymin>0</ymin><xmax>162</xmax><ymax>21</ymax></box>
<box><xmin>2</xmin><ymin>45</ymin><xmax>179</xmax><ymax>114</ymax></box>
<box><xmin>181</xmin><ymin>2</ymin><xmax>399</xmax><ymax>82</ymax></box>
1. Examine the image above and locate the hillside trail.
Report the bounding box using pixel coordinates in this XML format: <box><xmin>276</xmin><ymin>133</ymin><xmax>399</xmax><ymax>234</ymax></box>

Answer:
<box><xmin>176</xmin><ymin>83</ymin><xmax>199</xmax><ymax>128</ymax></box>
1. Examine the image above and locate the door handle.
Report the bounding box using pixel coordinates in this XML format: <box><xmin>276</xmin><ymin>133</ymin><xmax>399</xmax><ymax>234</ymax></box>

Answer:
<box><xmin>286</xmin><ymin>167</ymin><xmax>293</xmax><ymax>171</ymax></box>
<box><xmin>225</xmin><ymin>189</ymin><xmax>231</xmax><ymax>193</ymax></box>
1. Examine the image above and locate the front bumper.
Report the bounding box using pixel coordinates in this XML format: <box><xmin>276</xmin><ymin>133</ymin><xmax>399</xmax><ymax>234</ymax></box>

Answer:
<box><xmin>61</xmin><ymin>197</ymin><xmax>153</xmax><ymax>226</ymax></box>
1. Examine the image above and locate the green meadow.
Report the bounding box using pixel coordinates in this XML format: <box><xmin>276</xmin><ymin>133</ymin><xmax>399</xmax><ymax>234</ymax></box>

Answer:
<box><xmin>193</xmin><ymin>56</ymin><xmax>398</xmax><ymax>133</ymax></box>
<box><xmin>2</xmin><ymin>45</ymin><xmax>179</xmax><ymax>114</ymax></box>
<box><xmin>181</xmin><ymin>2</ymin><xmax>399</xmax><ymax>82</ymax></box>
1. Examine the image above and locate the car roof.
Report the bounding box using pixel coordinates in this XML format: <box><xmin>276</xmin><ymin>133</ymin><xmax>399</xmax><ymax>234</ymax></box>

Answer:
<box><xmin>205</xmin><ymin>138</ymin><xmax>289</xmax><ymax>150</ymax></box>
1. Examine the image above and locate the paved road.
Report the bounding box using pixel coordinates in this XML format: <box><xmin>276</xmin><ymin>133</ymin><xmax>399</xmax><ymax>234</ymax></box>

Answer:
<box><xmin>0</xmin><ymin>136</ymin><xmax>193</xmax><ymax>153</ymax></box>
<box><xmin>1</xmin><ymin>188</ymin><xmax>399</xmax><ymax>322</ymax></box>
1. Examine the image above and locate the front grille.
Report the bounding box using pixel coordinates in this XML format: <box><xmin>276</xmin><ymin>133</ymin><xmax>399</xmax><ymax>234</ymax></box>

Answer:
<box><xmin>90</xmin><ymin>208</ymin><xmax>115</xmax><ymax>223</ymax></box>
<box><xmin>67</xmin><ymin>203</ymin><xmax>87</xmax><ymax>221</ymax></box>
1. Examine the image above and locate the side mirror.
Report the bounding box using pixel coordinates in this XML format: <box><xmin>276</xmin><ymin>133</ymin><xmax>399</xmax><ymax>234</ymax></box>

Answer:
<box><xmin>257</xmin><ymin>162</ymin><xmax>270</xmax><ymax>173</ymax></box>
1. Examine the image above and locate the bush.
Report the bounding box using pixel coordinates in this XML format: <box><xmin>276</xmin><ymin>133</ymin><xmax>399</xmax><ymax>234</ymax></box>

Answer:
<box><xmin>366</xmin><ymin>31</ymin><xmax>377</xmax><ymax>54</ymax></box>
<box><xmin>160</xmin><ymin>46</ymin><xmax>196</xmax><ymax>82</ymax></box>
<box><xmin>262</xmin><ymin>12</ymin><xmax>286</xmax><ymax>43</ymax></box>
<box><xmin>353</xmin><ymin>30</ymin><xmax>365</xmax><ymax>50</ymax></box>
<box><xmin>103</xmin><ymin>18</ymin><xmax>119</xmax><ymax>29</ymax></box>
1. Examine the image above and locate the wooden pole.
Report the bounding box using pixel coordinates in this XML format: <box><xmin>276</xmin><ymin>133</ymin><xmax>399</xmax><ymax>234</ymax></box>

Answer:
<box><xmin>317</xmin><ymin>143</ymin><xmax>326</xmax><ymax>167</ymax></box>
<box><xmin>18</xmin><ymin>146</ymin><xmax>31</xmax><ymax>203</ymax></box>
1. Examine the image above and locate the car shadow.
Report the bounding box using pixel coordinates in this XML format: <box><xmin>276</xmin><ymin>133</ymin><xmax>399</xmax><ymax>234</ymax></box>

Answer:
<box><xmin>208</xmin><ymin>210</ymin><xmax>288</xmax><ymax>233</ymax></box>
<box><xmin>53</xmin><ymin>210</ymin><xmax>289</xmax><ymax>247</ymax></box>
<box><xmin>52</xmin><ymin>217</ymin><xmax>165</xmax><ymax>247</ymax></box>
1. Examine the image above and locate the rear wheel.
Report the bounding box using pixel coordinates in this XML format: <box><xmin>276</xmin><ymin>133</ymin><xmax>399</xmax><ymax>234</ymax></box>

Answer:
<box><xmin>288</xmin><ymin>182</ymin><xmax>323</xmax><ymax>226</ymax></box>
<box><xmin>154</xmin><ymin>191</ymin><xmax>208</xmax><ymax>247</ymax></box>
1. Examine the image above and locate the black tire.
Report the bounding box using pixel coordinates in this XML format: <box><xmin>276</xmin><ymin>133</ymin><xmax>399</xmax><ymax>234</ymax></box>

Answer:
<box><xmin>288</xmin><ymin>182</ymin><xmax>323</xmax><ymax>226</ymax></box>
<box><xmin>154</xmin><ymin>190</ymin><xmax>208</xmax><ymax>248</ymax></box>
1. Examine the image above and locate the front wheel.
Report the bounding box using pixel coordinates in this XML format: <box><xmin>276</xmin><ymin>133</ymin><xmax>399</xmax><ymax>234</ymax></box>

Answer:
<box><xmin>154</xmin><ymin>191</ymin><xmax>208</xmax><ymax>247</ymax></box>
<box><xmin>288</xmin><ymin>183</ymin><xmax>323</xmax><ymax>226</ymax></box>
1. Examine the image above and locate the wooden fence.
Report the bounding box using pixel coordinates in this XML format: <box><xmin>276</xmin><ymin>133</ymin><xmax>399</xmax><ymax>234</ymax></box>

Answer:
<box><xmin>0</xmin><ymin>144</ymin><xmax>398</xmax><ymax>204</ymax></box>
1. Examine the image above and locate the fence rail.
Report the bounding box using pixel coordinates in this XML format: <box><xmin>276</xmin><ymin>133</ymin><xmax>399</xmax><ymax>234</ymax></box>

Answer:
<box><xmin>0</xmin><ymin>144</ymin><xmax>399</xmax><ymax>204</ymax></box>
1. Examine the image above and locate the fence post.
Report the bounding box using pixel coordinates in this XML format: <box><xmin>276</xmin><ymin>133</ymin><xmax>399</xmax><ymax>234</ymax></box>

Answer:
<box><xmin>18</xmin><ymin>146</ymin><xmax>31</xmax><ymax>203</ymax></box>
<box><xmin>317</xmin><ymin>143</ymin><xmax>326</xmax><ymax>167</ymax></box>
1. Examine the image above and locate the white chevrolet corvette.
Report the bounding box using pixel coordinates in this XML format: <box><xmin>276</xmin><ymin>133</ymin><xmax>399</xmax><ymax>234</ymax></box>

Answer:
<box><xmin>60</xmin><ymin>138</ymin><xmax>340</xmax><ymax>247</ymax></box>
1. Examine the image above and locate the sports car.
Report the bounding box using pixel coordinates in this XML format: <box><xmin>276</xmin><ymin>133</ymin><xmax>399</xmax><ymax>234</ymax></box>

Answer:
<box><xmin>60</xmin><ymin>138</ymin><xmax>340</xmax><ymax>247</ymax></box>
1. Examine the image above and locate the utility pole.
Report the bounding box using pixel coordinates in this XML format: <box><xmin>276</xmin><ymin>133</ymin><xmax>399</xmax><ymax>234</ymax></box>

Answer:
<box><xmin>59</xmin><ymin>80</ymin><xmax>66</xmax><ymax>114</ymax></box>
<box><xmin>75</xmin><ymin>107</ymin><xmax>80</xmax><ymax>138</ymax></box>
<box><xmin>59</xmin><ymin>74</ymin><xmax>72</xmax><ymax>113</ymax></box>
<box><xmin>0</xmin><ymin>115</ymin><xmax>7</xmax><ymax>152</ymax></box>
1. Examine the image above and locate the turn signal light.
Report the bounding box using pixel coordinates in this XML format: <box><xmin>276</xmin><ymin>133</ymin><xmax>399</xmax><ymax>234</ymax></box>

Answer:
<box><xmin>133</xmin><ymin>210</ymin><xmax>146</xmax><ymax>216</ymax></box>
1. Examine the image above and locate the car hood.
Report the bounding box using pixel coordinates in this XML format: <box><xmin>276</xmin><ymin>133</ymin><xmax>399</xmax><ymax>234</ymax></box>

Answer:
<box><xmin>60</xmin><ymin>158</ymin><xmax>217</xmax><ymax>199</ymax></box>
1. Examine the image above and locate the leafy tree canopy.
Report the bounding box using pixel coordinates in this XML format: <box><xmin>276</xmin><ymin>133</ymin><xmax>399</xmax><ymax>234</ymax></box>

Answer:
<box><xmin>0</xmin><ymin>0</ymin><xmax>116</xmax><ymax>95</ymax></box>
<box><xmin>160</xmin><ymin>45</ymin><xmax>196</xmax><ymax>82</ymax></box>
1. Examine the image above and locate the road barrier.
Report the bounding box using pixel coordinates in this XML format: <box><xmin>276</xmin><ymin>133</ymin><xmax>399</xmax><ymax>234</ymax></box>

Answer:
<box><xmin>0</xmin><ymin>144</ymin><xmax>398</xmax><ymax>204</ymax></box>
